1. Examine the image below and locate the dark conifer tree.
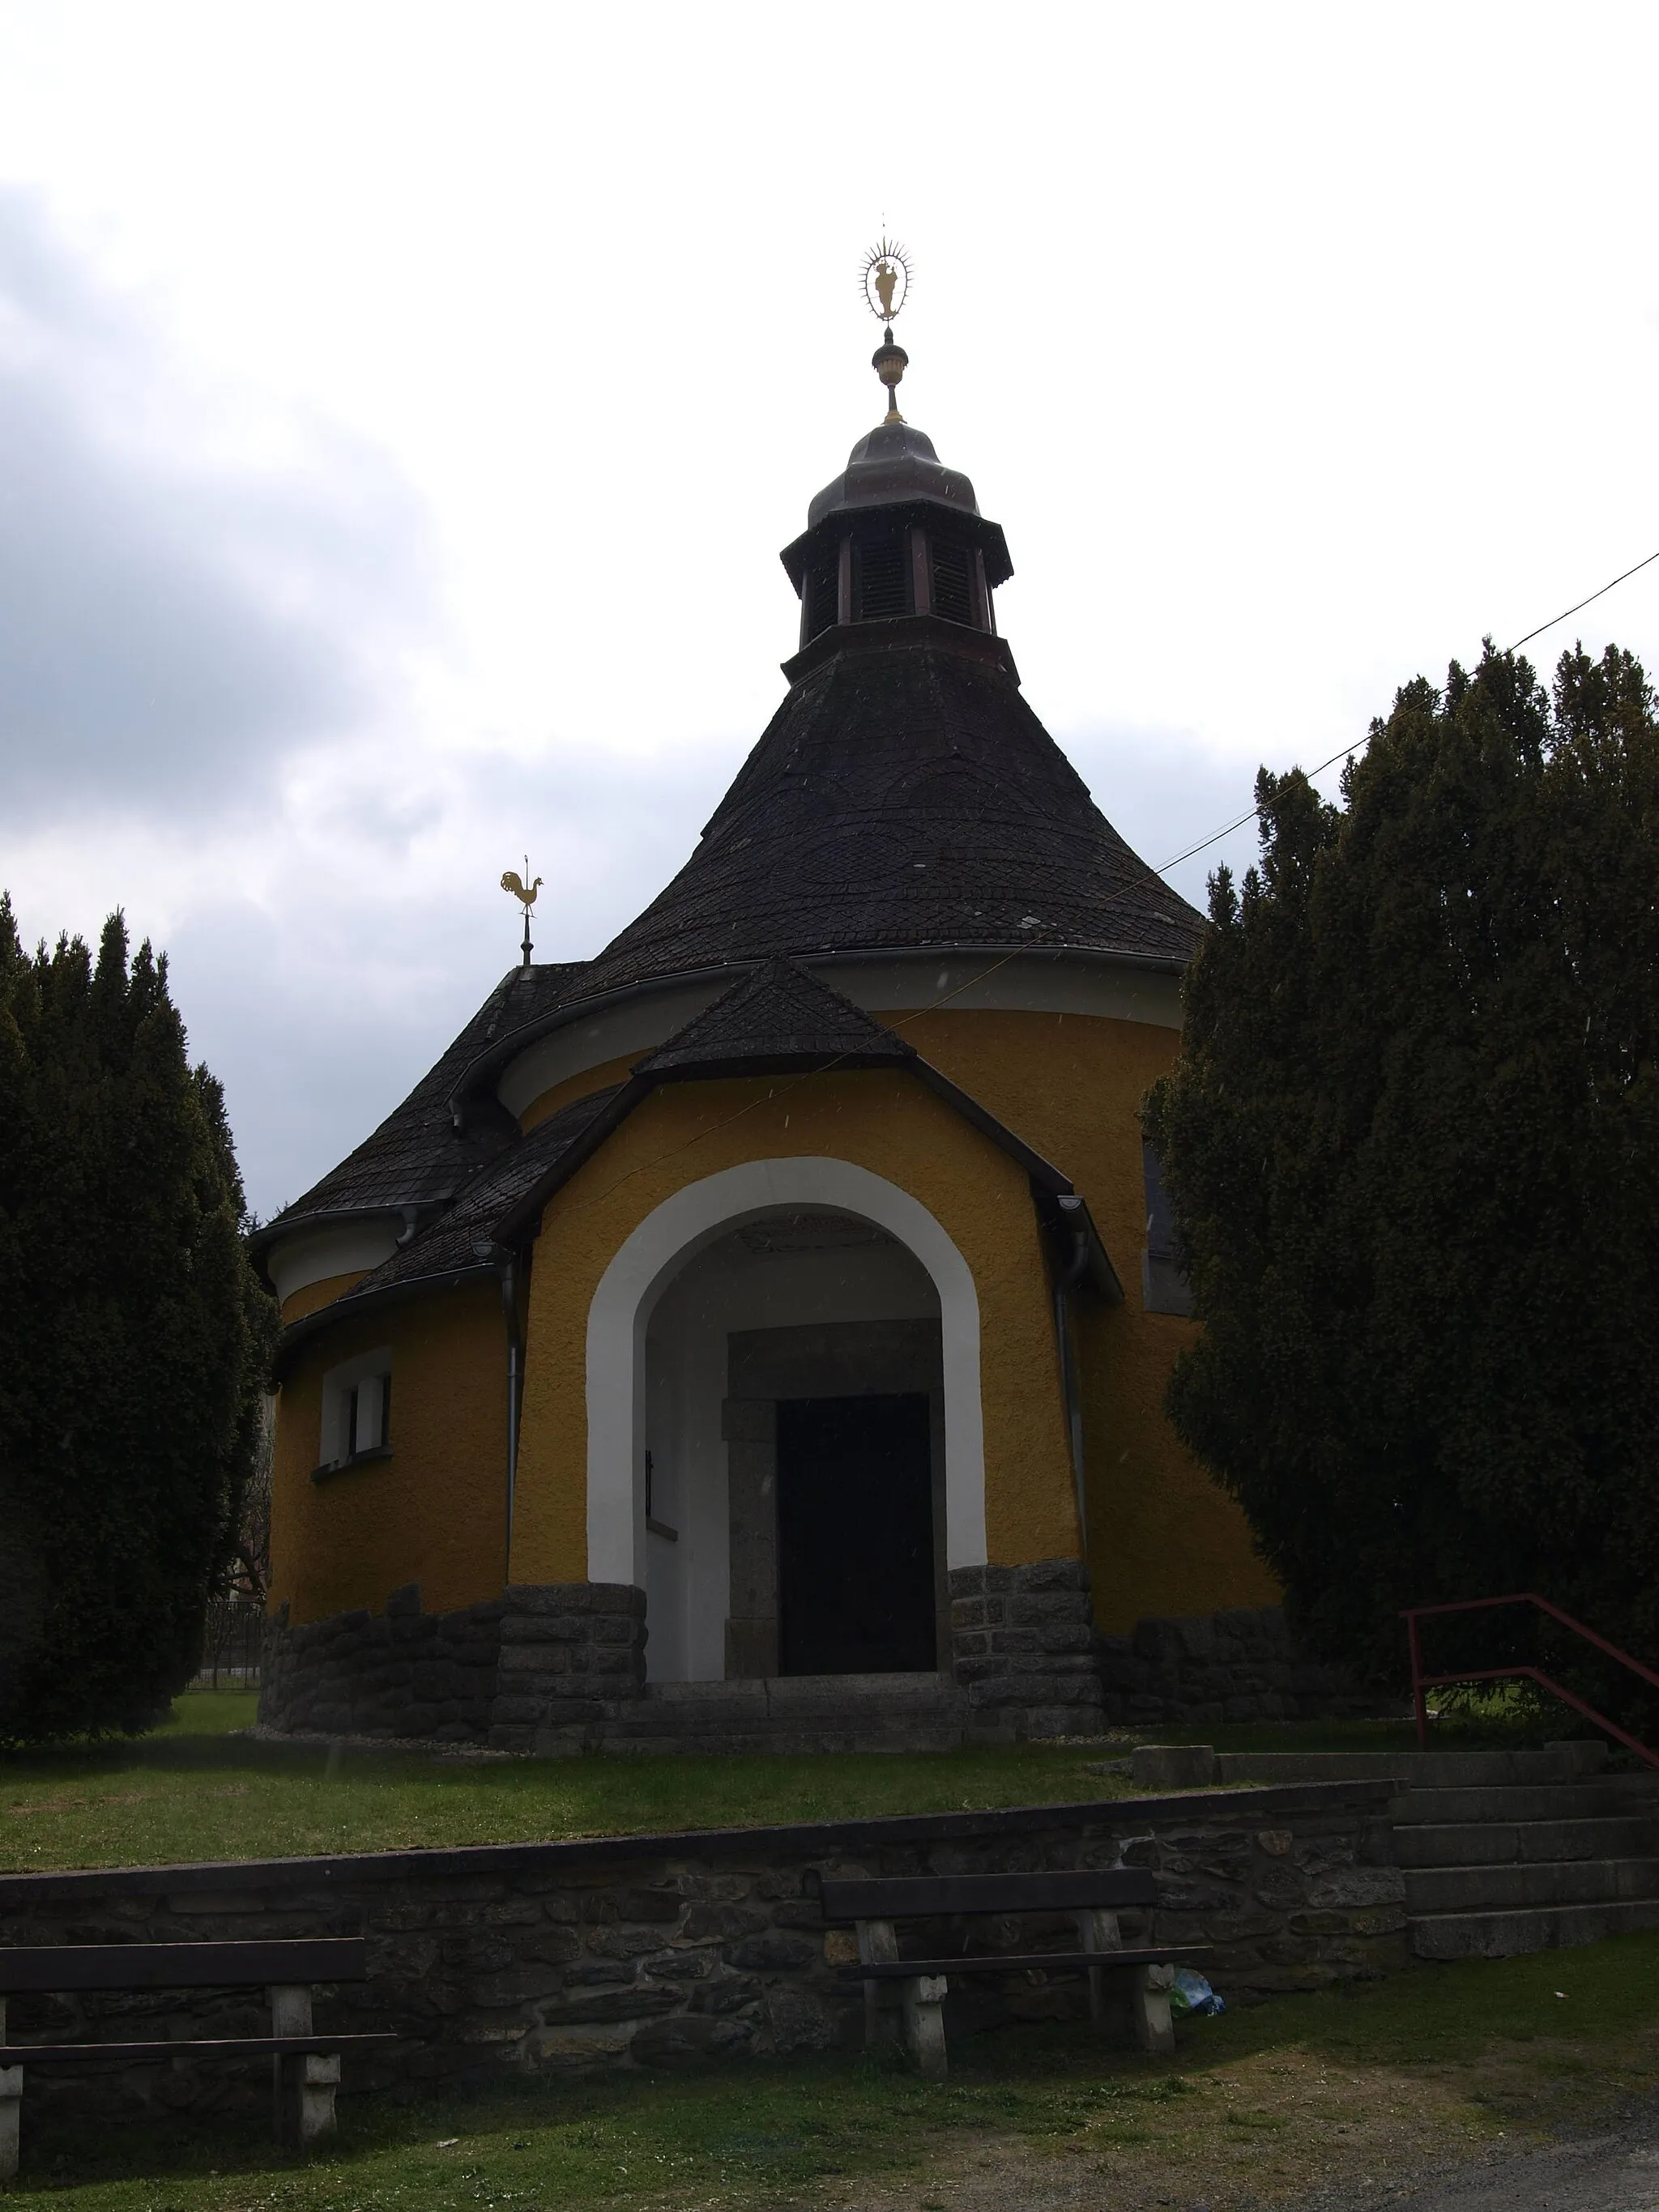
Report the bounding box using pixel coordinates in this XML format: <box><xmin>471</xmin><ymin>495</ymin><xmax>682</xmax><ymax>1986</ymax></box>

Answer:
<box><xmin>1145</xmin><ymin>643</ymin><xmax>1659</xmax><ymax>1724</ymax></box>
<box><xmin>0</xmin><ymin>901</ymin><xmax>274</xmax><ymax>1741</ymax></box>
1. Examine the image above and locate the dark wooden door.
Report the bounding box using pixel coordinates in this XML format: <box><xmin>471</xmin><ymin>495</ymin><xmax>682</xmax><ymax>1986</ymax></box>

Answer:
<box><xmin>775</xmin><ymin>1392</ymin><xmax>935</xmax><ymax>1674</ymax></box>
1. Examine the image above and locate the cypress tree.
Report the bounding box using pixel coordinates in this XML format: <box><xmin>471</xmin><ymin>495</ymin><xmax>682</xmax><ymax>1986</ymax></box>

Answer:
<box><xmin>0</xmin><ymin>900</ymin><xmax>274</xmax><ymax>1741</ymax></box>
<box><xmin>1144</xmin><ymin>643</ymin><xmax>1659</xmax><ymax>1724</ymax></box>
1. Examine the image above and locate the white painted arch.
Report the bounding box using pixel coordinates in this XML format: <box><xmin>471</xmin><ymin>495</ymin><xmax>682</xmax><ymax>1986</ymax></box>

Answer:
<box><xmin>584</xmin><ymin>1157</ymin><xmax>987</xmax><ymax>1591</ymax></box>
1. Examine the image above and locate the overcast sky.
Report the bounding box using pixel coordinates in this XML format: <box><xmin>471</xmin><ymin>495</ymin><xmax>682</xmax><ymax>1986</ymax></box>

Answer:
<box><xmin>1</xmin><ymin>2</ymin><xmax>1656</xmax><ymax>1218</ymax></box>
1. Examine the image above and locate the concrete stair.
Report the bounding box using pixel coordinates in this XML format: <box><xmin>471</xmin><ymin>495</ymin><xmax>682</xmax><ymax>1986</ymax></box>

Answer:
<box><xmin>597</xmin><ymin>1670</ymin><xmax>970</xmax><ymax>1755</ymax></box>
<box><xmin>1211</xmin><ymin>1740</ymin><xmax>1659</xmax><ymax>1957</ymax></box>
<box><xmin>1389</xmin><ymin>1744</ymin><xmax>1659</xmax><ymax>1958</ymax></box>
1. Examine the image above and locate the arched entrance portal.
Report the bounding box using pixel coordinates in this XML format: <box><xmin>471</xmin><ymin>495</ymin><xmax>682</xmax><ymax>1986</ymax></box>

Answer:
<box><xmin>582</xmin><ymin>1158</ymin><xmax>987</xmax><ymax>1685</ymax></box>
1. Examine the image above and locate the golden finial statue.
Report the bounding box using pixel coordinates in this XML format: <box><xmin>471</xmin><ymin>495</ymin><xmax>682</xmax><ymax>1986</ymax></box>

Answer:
<box><xmin>501</xmin><ymin>859</ymin><xmax>542</xmax><ymax>969</ymax></box>
<box><xmin>860</xmin><ymin>237</ymin><xmax>911</xmax><ymax>426</ymax></box>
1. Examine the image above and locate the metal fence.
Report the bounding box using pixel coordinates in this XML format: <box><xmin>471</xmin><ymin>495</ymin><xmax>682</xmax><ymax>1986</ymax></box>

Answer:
<box><xmin>195</xmin><ymin>1598</ymin><xmax>264</xmax><ymax>1687</ymax></box>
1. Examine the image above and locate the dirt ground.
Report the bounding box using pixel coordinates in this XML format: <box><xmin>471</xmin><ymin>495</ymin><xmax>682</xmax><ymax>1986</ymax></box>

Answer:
<box><xmin>831</xmin><ymin>2035</ymin><xmax>1659</xmax><ymax>2212</ymax></box>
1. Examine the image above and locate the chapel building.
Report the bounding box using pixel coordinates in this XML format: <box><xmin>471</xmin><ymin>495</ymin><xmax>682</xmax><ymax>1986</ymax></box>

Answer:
<box><xmin>253</xmin><ymin>337</ymin><xmax>1286</xmax><ymax>1751</ymax></box>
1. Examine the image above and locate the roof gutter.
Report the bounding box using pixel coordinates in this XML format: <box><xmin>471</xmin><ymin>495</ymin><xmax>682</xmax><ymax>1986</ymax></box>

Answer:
<box><xmin>447</xmin><ymin>940</ymin><xmax>1191</xmax><ymax>1133</ymax></box>
<box><xmin>271</xmin><ymin>1262</ymin><xmax>497</xmax><ymax>1385</ymax></box>
<box><xmin>1051</xmin><ymin>1192</ymin><xmax>1095</xmax><ymax>1550</ymax></box>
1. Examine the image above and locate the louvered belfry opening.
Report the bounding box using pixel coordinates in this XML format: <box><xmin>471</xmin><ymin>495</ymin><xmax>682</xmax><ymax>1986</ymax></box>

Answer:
<box><xmin>804</xmin><ymin>555</ymin><xmax>838</xmax><ymax>642</ymax></box>
<box><xmin>930</xmin><ymin>539</ymin><xmax>975</xmax><ymax>627</ymax></box>
<box><xmin>854</xmin><ymin>531</ymin><xmax>909</xmax><ymax>621</ymax></box>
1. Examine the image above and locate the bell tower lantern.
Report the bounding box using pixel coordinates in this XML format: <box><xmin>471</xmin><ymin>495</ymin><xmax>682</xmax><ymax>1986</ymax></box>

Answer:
<box><xmin>778</xmin><ymin>241</ymin><xmax>1013</xmax><ymax>660</ymax></box>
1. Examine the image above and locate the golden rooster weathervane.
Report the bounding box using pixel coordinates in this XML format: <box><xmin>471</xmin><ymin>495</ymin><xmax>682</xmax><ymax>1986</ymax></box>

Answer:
<box><xmin>860</xmin><ymin>236</ymin><xmax>911</xmax><ymax>425</ymax></box>
<box><xmin>501</xmin><ymin>859</ymin><xmax>542</xmax><ymax>970</ymax></box>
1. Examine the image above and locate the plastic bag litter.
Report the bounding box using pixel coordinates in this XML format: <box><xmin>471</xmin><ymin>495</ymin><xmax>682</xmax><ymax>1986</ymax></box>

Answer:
<box><xmin>1170</xmin><ymin>1967</ymin><xmax>1226</xmax><ymax>2017</ymax></box>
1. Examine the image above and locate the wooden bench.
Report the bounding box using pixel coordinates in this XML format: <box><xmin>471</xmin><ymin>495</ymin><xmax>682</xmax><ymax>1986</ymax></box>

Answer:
<box><xmin>820</xmin><ymin>1869</ymin><xmax>1205</xmax><ymax>2078</ymax></box>
<box><xmin>0</xmin><ymin>1938</ymin><xmax>399</xmax><ymax>2178</ymax></box>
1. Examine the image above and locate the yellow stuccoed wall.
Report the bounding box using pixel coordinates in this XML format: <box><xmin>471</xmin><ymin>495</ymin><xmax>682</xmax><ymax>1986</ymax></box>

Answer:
<box><xmin>515</xmin><ymin>1004</ymin><xmax>1277</xmax><ymax>1631</ymax></box>
<box><xmin>899</xmin><ymin>1008</ymin><xmax>1279</xmax><ymax>1632</ymax></box>
<box><xmin>269</xmin><ymin>1280</ymin><xmax>508</xmax><ymax>1625</ymax></box>
<box><xmin>510</xmin><ymin>1068</ymin><xmax>1081</xmax><ymax>1586</ymax></box>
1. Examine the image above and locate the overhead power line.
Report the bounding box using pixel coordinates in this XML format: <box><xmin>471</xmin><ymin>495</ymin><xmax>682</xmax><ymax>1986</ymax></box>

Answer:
<box><xmin>1505</xmin><ymin>545</ymin><xmax>1659</xmax><ymax>654</ymax></box>
<box><xmin>1155</xmin><ymin>543</ymin><xmax>1659</xmax><ymax>880</ymax></box>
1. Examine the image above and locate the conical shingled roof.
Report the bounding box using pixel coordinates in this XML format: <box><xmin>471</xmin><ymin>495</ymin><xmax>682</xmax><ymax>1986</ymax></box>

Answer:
<box><xmin>574</xmin><ymin>635</ymin><xmax>1202</xmax><ymax>1001</ymax></box>
<box><xmin>250</xmin><ymin>960</ymin><xmax>585</xmax><ymax>1255</ymax></box>
<box><xmin>635</xmin><ymin>957</ymin><xmax>914</xmax><ymax>1078</ymax></box>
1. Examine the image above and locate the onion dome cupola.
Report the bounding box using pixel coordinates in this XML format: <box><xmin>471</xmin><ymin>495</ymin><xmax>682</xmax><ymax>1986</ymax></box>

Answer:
<box><xmin>781</xmin><ymin>420</ymin><xmax>1012</xmax><ymax>656</ymax></box>
<box><xmin>779</xmin><ymin>278</ymin><xmax>1011</xmax><ymax>662</ymax></box>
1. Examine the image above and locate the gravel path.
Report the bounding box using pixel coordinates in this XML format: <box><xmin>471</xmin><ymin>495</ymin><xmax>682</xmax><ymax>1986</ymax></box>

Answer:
<box><xmin>1380</xmin><ymin>2110</ymin><xmax>1659</xmax><ymax>2212</ymax></box>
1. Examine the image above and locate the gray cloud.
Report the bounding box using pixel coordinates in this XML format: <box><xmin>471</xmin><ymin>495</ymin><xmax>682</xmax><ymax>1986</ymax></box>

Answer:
<box><xmin>0</xmin><ymin>192</ymin><xmax>434</xmax><ymax>818</ymax></box>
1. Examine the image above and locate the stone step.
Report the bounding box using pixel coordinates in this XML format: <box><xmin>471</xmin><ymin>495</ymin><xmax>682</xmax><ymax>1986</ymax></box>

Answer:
<box><xmin>1397</xmin><ymin>1813</ymin><xmax>1654</xmax><ymax>1866</ymax></box>
<box><xmin>1405</xmin><ymin>1855</ymin><xmax>1659</xmax><ymax>1915</ymax></box>
<box><xmin>642</xmin><ymin>1670</ymin><xmax>961</xmax><ymax>1706</ymax></box>
<box><xmin>1395</xmin><ymin>1813</ymin><xmax>1659</xmax><ymax>1869</ymax></box>
<box><xmin>1411</xmin><ymin>1894</ymin><xmax>1659</xmax><ymax>1959</ymax></box>
<box><xmin>601</xmin><ymin>1725</ymin><xmax>970</xmax><ymax>1757</ymax></box>
<box><xmin>594</xmin><ymin>1671</ymin><xmax>971</xmax><ymax>1753</ymax></box>
<box><xmin>1218</xmin><ymin>1742</ymin><xmax>1610</xmax><ymax>1788</ymax></box>
<box><xmin>1393</xmin><ymin>1775</ymin><xmax>1659</xmax><ymax>1825</ymax></box>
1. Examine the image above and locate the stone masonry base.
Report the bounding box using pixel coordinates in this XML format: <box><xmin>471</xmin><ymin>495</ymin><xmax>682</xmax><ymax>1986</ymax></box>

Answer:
<box><xmin>259</xmin><ymin>1575</ymin><xmax>1374</xmax><ymax>1750</ymax></box>
<box><xmin>258</xmin><ymin>1582</ymin><xmax>502</xmax><ymax>1744</ymax></box>
<box><xmin>947</xmin><ymin>1558</ymin><xmax>1106</xmax><ymax>1739</ymax></box>
<box><xmin>1098</xmin><ymin>1604</ymin><xmax>1386</xmax><ymax>1725</ymax></box>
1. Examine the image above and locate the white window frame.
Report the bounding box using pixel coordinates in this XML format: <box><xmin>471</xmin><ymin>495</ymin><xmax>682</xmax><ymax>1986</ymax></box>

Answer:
<box><xmin>319</xmin><ymin>1348</ymin><xmax>394</xmax><ymax>1471</ymax></box>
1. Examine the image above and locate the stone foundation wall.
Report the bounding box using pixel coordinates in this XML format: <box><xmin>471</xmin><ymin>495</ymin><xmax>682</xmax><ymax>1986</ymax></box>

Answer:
<box><xmin>260</xmin><ymin>1584</ymin><xmax>1373</xmax><ymax>1748</ymax></box>
<box><xmin>1098</xmin><ymin>1605</ymin><xmax>1384</xmax><ymax>1725</ymax></box>
<box><xmin>0</xmin><ymin>1782</ymin><xmax>1407</xmax><ymax>2129</ymax></box>
<box><xmin>489</xmin><ymin>1583</ymin><xmax>650</xmax><ymax>1754</ymax></box>
<box><xmin>948</xmin><ymin>1559</ymin><xmax>1106</xmax><ymax>1738</ymax></box>
<box><xmin>260</xmin><ymin>1583</ymin><xmax>502</xmax><ymax>1744</ymax></box>
<box><xmin>262</xmin><ymin>1564</ymin><xmax>1107</xmax><ymax>1751</ymax></box>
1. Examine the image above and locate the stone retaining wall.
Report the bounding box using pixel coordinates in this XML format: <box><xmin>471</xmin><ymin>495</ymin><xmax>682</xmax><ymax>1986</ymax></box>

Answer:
<box><xmin>0</xmin><ymin>1783</ymin><xmax>1407</xmax><ymax>2129</ymax></box>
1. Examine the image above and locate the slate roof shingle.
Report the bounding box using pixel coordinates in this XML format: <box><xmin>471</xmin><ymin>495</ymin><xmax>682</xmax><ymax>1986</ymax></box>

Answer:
<box><xmin>574</xmin><ymin>637</ymin><xmax>1203</xmax><ymax>1000</ymax></box>
<box><xmin>323</xmin><ymin>1085</ymin><xmax>623</xmax><ymax>1307</ymax></box>
<box><xmin>251</xmin><ymin>961</ymin><xmax>587</xmax><ymax>1259</ymax></box>
<box><xmin>634</xmin><ymin>956</ymin><xmax>915</xmax><ymax>1076</ymax></box>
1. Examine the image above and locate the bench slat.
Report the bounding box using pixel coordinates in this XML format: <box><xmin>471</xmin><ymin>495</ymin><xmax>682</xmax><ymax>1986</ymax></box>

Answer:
<box><xmin>838</xmin><ymin>1946</ymin><xmax>1209</xmax><ymax>1980</ymax></box>
<box><xmin>819</xmin><ymin>1870</ymin><xmax>1157</xmax><ymax>1922</ymax></box>
<box><xmin>0</xmin><ymin>1940</ymin><xmax>368</xmax><ymax>1993</ymax></box>
<box><xmin>0</xmin><ymin>2033</ymin><xmax>399</xmax><ymax>2065</ymax></box>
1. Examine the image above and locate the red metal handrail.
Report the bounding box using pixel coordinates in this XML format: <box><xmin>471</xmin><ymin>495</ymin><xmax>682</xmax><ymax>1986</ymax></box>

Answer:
<box><xmin>1402</xmin><ymin>1592</ymin><xmax>1659</xmax><ymax>1771</ymax></box>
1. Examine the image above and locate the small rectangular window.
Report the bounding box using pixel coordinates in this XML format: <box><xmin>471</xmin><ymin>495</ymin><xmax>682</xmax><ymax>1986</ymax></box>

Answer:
<box><xmin>318</xmin><ymin>1350</ymin><xmax>394</xmax><ymax>1473</ymax></box>
<box><xmin>348</xmin><ymin>1374</ymin><xmax>388</xmax><ymax>1455</ymax></box>
<box><xmin>1141</xmin><ymin>1139</ymin><xmax>1194</xmax><ymax>1317</ymax></box>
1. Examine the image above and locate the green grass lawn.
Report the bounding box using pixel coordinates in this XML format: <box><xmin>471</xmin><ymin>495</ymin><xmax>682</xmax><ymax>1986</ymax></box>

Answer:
<box><xmin>0</xmin><ymin>1689</ymin><xmax>1597</xmax><ymax>1878</ymax></box>
<box><xmin>12</xmin><ymin>1930</ymin><xmax>1659</xmax><ymax>2210</ymax></box>
<box><xmin>0</xmin><ymin>1690</ymin><xmax>1149</xmax><ymax>1874</ymax></box>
